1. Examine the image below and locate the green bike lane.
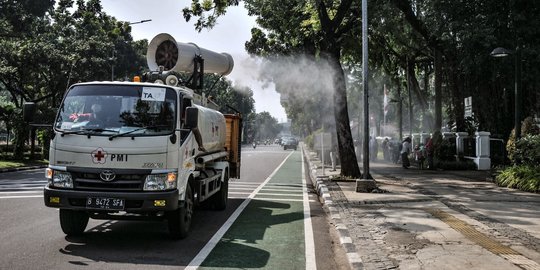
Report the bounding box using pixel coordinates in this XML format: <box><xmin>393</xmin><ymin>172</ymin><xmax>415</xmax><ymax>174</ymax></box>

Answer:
<box><xmin>187</xmin><ymin>150</ymin><xmax>316</xmax><ymax>270</ymax></box>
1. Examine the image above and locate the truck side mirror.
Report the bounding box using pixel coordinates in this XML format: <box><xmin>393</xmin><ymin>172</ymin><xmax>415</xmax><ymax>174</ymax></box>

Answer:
<box><xmin>185</xmin><ymin>107</ymin><xmax>198</xmax><ymax>129</ymax></box>
<box><xmin>23</xmin><ymin>102</ymin><xmax>36</xmax><ymax>123</ymax></box>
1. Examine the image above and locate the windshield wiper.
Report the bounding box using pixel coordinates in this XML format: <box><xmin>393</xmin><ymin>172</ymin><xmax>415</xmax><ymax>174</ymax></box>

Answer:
<box><xmin>57</xmin><ymin>128</ymin><xmax>118</xmax><ymax>137</ymax></box>
<box><xmin>58</xmin><ymin>129</ymin><xmax>86</xmax><ymax>136</ymax></box>
<box><xmin>83</xmin><ymin>128</ymin><xmax>119</xmax><ymax>133</ymax></box>
<box><xmin>108</xmin><ymin>125</ymin><xmax>169</xmax><ymax>141</ymax></box>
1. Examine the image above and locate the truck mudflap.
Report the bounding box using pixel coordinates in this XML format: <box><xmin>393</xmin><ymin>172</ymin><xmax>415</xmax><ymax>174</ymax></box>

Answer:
<box><xmin>44</xmin><ymin>186</ymin><xmax>179</xmax><ymax>212</ymax></box>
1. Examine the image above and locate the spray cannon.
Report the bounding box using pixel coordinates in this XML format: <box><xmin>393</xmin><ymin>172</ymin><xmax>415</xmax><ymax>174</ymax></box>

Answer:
<box><xmin>145</xmin><ymin>33</ymin><xmax>234</xmax><ymax>88</ymax></box>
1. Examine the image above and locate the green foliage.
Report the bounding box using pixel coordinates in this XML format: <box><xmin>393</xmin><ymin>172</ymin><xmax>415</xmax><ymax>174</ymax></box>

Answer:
<box><xmin>496</xmin><ymin>165</ymin><xmax>540</xmax><ymax>192</ymax></box>
<box><xmin>522</xmin><ymin>116</ymin><xmax>540</xmax><ymax>136</ymax></box>
<box><xmin>304</xmin><ymin>128</ymin><xmax>324</xmax><ymax>150</ymax></box>
<box><xmin>464</xmin><ymin>116</ymin><xmax>479</xmax><ymax>136</ymax></box>
<box><xmin>252</xmin><ymin>111</ymin><xmax>281</xmax><ymax>141</ymax></box>
<box><xmin>507</xmin><ymin>118</ymin><xmax>540</xmax><ymax>165</ymax></box>
<box><xmin>200</xmin><ymin>74</ymin><xmax>255</xmax><ymax>117</ymax></box>
<box><xmin>506</xmin><ymin>128</ymin><xmax>517</xmax><ymax>164</ymax></box>
<box><xmin>434</xmin><ymin>137</ymin><xmax>455</xmax><ymax>162</ymax></box>
<box><xmin>182</xmin><ymin>0</ymin><xmax>363</xmax><ymax>179</ymax></box>
<box><xmin>0</xmin><ymin>0</ymin><xmax>147</xmax><ymax>160</ymax></box>
<box><xmin>514</xmin><ymin>135</ymin><xmax>540</xmax><ymax>166</ymax></box>
<box><xmin>304</xmin><ymin>133</ymin><xmax>314</xmax><ymax>150</ymax></box>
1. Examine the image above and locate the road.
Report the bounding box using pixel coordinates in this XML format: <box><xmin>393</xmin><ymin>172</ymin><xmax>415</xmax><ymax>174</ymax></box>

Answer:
<box><xmin>0</xmin><ymin>145</ymin><xmax>347</xmax><ymax>270</ymax></box>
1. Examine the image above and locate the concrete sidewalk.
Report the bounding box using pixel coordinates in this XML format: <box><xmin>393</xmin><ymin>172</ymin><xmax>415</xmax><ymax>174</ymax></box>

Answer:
<box><xmin>303</xmin><ymin>147</ymin><xmax>540</xmax><ymax>270</ymax></box>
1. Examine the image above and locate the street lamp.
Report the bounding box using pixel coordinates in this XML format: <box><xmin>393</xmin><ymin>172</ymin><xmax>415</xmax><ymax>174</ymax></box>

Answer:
<box><xmin>128</xmin><ymin>19</ymin><xmax>152</xmax><ymax>25</ymax></box>
<box><xmin>491</xmin><ymin>46</ymin><xmax>522</xmax><ymax>139</ymax></box>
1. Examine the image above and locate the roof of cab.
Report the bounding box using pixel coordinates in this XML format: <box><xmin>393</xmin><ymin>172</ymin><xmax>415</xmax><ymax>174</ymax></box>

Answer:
<box><xmin>71</xmin><ymin>81</ymin><xmax>195</xmax><ymax>97</ymax></box>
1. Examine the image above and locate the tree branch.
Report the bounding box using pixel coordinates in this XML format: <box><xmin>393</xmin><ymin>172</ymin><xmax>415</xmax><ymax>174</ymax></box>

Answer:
<box><xmin>333</xmin><ymin>0</ymin><xmax>355</xmax><ymax>29</ymax></box>
<box><xmin>390</xmin><ymin>0</ymin><xmax>444</xmax><ymax>53</ymax></box>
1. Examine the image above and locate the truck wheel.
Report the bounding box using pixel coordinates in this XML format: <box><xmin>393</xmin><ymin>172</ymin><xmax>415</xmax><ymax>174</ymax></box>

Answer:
<box><xmin>59</xmin><ymin>209</ymin><xmax>89</xmax><ymax>236</ymax></box>
<box><xmin>168</xmin><ymin>184</ymin><xmax>193</xmax><ymax>239</ymax></box>
<box><xmin>213</xmin><ymin>171</ymin><xmax>229</xmax><ymax>211</ymax></box>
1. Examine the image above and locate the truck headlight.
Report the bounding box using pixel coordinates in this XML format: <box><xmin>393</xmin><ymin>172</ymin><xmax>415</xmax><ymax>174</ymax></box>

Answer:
<box><xmin>46</xmin><ymin>168</ymin><xmax>73</xmax><ymax>188</ymax></box>
<box><xmin>144</xmin><ymin>172</ymin><xmax>177</xmax><ymax>191</ymax></box>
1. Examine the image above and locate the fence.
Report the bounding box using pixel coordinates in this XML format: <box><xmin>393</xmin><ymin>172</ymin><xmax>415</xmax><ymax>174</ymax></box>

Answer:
<box><xmin>490</xmin><ymin>138</ymin><xmax>506</xmax><ymax>166</ymax></box>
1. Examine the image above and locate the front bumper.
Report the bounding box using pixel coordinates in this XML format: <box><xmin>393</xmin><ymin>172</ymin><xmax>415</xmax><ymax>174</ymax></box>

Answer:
<box><xmin>44</xmin><ymin>185</ymin><xmax>179</xmax><ymax>212</ymax></box>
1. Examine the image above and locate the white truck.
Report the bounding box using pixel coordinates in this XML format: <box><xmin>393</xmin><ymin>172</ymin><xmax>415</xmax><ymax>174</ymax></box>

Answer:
<box><xmin>25</xmin><ymin>33</ymin><xmax>242</xmax><ymax>239</ymax></box>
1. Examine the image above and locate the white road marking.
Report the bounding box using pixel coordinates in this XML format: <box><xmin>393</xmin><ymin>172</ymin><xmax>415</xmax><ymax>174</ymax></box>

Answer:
<box><xmin>252</xmin><ymin>197</ymin><xmax>316</xmax><ymax>203</ymax></box>
<box><xmin>260</xmin><ymin>188</ymin><xmax>303</xmax><ymax>192</ymax></box>
<box><xmin>255</xmin><ymin>193</ymin><xmax>304</xmax><ymax>197</ymax></box>
<box><xmin>228</xmin><ymin>192</ymin><xmax>252</xmax><ymax>195</ymax></box>
<box><xmin>227</xmin><ymin>187</ymin><xmax>256</xmax><ymax>191</ymax></box>
<box><xmin>229</xmin><ymin>181</ymin><xmax>262</xmax><ymax>186</ymax></box>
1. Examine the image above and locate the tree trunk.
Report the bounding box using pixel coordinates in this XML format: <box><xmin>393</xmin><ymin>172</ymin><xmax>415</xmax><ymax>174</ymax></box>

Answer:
<box><xmin>13</xmin><ymin>121</ymin><xmax>27</xmax><ymax>160</ymax></box>
<box><xmin>434</xmin><ymin>49</ymin><xmax>442</xmax><ymax>132</ymax></box>
<box><xmin>326</xmin><ymin>53</ymin><xmax>361</xmax><ymax>178</ymax></box>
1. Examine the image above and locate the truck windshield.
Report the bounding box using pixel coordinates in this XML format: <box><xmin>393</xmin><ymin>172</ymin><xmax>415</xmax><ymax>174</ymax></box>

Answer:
<box><xmin>55</xmin><ymin>85</ymin><xmax>177</xmax><ymax>136</ymax></box>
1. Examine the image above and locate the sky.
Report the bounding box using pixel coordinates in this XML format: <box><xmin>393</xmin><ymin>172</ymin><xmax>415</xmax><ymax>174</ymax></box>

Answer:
<box><xmin>100</xmin><ymin>0</ymin><xmax>288</xmax><ymax>123</ymax></box>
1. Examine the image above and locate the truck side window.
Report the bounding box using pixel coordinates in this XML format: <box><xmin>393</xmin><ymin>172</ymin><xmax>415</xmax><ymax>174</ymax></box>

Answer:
<box><xmin>181</xmin><ymin>98</ymin><xmax>192</xmax><ymax>126</ymax></box>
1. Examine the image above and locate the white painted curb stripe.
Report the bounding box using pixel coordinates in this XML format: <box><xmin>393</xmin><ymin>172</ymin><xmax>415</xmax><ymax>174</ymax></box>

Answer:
<box><xmin>302</xmin><ymin>149</ymin><xmax>317</xmax><ymax>270</ymax></box>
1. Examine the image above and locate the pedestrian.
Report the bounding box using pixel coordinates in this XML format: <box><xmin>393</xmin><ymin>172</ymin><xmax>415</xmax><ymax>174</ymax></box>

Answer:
<box><xmin>369</xmin><ymin>136</ymin><xmax>378</xmax><ymax>161</ymax></box>
<box><xmin>425</xmin><ymin>137</ymin><xmax>434</xmax><ymax>169</ymax></box>
<box><xmin>401</xmin><ymin>137</ymin><xmax>411</xmax><ymax>169</ymax></box>
<box><xmin>382</xmin><ymin>138</ymin><xmax>390</xmax><ymax>162</ymax></box>
<box><xmin>391</xmin><ymin>140</ymin><xmax>400</xmax><ymax>163</ymax></box>
<box><xmin>415</xmin><ymin>144</ymin><xmax>426</xmax><ymax>170</ymax></box>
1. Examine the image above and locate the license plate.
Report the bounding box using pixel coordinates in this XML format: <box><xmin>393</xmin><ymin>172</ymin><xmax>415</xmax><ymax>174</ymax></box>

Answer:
<box><xmin>86</xmin><ymin>197</ymin><xmax>125</xmax><ymax>210</ymax></box>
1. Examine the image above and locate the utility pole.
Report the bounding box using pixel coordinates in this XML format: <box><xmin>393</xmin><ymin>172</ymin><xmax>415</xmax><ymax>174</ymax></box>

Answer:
<box><xmin>361</xmin><ymin>0</ymin><xmax>371</xmax><ymax>180</ymax></box>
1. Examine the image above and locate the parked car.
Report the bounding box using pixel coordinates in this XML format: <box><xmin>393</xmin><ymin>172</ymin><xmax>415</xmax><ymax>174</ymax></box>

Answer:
<box><xmin>282</xmin><ymin>137</ymin><xmax>298</xmax><ymax>150</ymax></box>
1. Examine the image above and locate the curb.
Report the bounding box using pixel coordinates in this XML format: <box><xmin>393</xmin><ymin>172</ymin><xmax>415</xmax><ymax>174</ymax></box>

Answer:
<box><xmin>303</xmin><ymin>147</ymin><xmax>364</xmax><ymax>270</ymax></box>
<box><xmin>0</xmin><ymin>165</ymin><xmax>47</xmax><ymax>173</ymax></box>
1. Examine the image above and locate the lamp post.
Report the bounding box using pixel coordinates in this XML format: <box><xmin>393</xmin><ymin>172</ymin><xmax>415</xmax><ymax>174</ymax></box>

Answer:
<box><xmin>491</xmin><ymin>46</ymin><xmax>522</xmax><ymax>139</ymax></box>
<box><xmin>361</xmin><ymin>0</ymin><xmax>372</xmax><ymax>180</ymax></box>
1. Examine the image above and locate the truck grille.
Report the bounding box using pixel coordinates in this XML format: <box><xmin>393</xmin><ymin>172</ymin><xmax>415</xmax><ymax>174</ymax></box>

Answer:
<box><xmin>72</xmin><ymin>172</ymin><xmax>145</xmax><ymax>191</ymax></box>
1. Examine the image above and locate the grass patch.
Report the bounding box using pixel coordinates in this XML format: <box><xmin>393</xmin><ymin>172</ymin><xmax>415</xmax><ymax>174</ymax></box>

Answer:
<box><xmin>495</xmin><ymin>165</ymin><xmax>540</xmax><ymax>192</ymax></box>
<box><xmin>0</xmin><ymin>159</ymin><xmax>48</xmax><ymax>169</ymax></box>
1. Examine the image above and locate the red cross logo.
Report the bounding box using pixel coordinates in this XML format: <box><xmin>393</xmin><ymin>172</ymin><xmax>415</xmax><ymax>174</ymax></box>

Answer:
<box><xmin>91</xmin><ymin>148</ymin><xmax>107</xmax><ymax>164</ymax></box>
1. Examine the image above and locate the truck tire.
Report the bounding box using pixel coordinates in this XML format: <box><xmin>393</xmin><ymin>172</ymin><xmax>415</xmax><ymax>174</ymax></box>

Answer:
<box><xmin>213</xmin><ymin>171</ymin><xmax>229</xmax><ymax>211</ymax></box>
<box><xmin>59</xmin><ymin>209</ymin><xmax>89</xmax><ymax>236</ymax></box>
<box><xmin>168</xmin><ymin>184</ymin><xmax>193</xmax><ymax>239</ymax></box>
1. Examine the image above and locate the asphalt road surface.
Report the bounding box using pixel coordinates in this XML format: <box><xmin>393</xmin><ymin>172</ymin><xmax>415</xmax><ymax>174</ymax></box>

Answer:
<box><xmin>0</xmin><ymin>144</ymin><xmax>347</xmax><ymax>270</ymax></box>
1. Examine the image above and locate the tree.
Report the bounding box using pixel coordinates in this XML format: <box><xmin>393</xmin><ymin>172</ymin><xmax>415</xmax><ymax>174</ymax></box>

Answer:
<box><xmin>200</xmin><ymin>74</ymin><xmax>255</xmax><ymax>117</ymax></box>
<box><xmin>181</xmin><ymin>0</ymin><xmax>540</xmax><ymax>174</ymax></box>
<box><xmin>183</xmin><ymin>0</ymin><xmax>362</xmax><ymax>178</ymax></box>
<box><xmin>385</xmin><ymin>0</ymin><xmax>540</xmax><ymax>138</ymax></box>
<box><xmin>0</xmin><ymin>0</ymin><xmax>147</xmax><ymax>159</ymax></box>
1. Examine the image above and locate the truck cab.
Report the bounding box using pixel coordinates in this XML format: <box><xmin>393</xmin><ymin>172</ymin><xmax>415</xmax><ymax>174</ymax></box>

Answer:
<box><xmin>42</xmin><ymin>81</ymin><xmax>241</xmax><ymax>239</ymax></box>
